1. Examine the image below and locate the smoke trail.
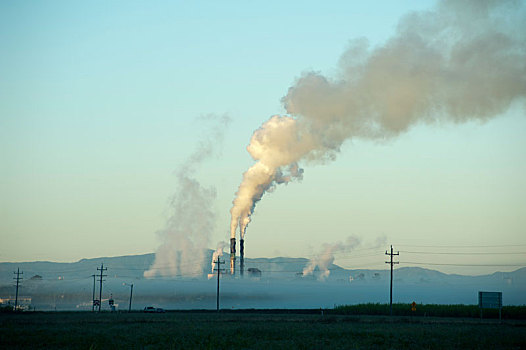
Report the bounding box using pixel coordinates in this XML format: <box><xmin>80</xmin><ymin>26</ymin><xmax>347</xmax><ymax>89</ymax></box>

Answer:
<box><xmin>210</xmin><ymin>241</ymin><xmax>227</xmax><ymax>274</ymax></box>
<box><xmin>145</xmin><ymin>115</ymin><xmax>230</xmax><ymax>278</ymax></box>
<box><xmin>374</xmin><ymin>236</ymin><xmax>387</xmax><ymax>249</ymax></box>
<box><xmin>230</xmin><ymin>0</ymin><xmax>526</xmax><ymax>237</ymax></box>
<box><xmin>303</xmin><ymin>236</ymin><xmax>361</xmax><ymax>281</ymax></box>
<box><xmin>229</xmin><ymin>116</ymin><xmax>305</xmax><ymax>238</ymax></box>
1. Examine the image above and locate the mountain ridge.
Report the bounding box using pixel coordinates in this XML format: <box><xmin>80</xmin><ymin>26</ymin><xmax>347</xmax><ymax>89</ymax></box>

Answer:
<box><xmin>1</xmin><ymin>252</ymin><xmax>524</xmax><ymax>282</ymax></box>
<box><xmin>1</xmin><ymin>252</ymin><xmax>524</xmax><ymax>310</ymax></box>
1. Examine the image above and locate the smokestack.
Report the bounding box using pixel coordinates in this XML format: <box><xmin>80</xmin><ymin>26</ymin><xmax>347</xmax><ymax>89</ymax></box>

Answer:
<box><xmin>240</xmin><ymin>238</ymin><xmax>244</xmax><ymax>276</ymax></box>
<box><xmin>230</xmin><ymin>238</ymin><xmax>236</xmax><ymax>275</ymax></box>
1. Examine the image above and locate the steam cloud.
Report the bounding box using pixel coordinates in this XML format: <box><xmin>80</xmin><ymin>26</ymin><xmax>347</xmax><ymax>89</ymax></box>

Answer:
<box><xmin>210</xmin><ymin>241</ymin><xmax>227</xmax><ymax>275</ymax></box>
<box><xmin>145</xmin><ymin>115</ymin><xmax>230</xmax><ymax>278</ymax></box>
<box><xmin>303</xmin><ymin>236</ymin><xmax>361</xmax><ymax>281</ymax></box>
<box><xmin>230</xmin><ymin>0</ymin><xmax>526</xmax><ymax>238</ymax></box>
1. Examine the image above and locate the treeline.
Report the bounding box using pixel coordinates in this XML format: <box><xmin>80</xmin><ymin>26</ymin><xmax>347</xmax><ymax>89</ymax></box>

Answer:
<box><xmin>331</xmin><ymin>303</ymin><xmax>526</xmax><ymax>319</ymax></box>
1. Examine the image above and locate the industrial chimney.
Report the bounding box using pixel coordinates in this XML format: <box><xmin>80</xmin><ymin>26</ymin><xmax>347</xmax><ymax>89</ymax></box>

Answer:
<box><xmin>230</xmin><ymin>238</ymin><xmax>236</xmax><ymax>275</ymax></box>
<box><xmin>240</xmin><ymin>238</ymin><xmax>244</xmax><ymax>276</ymax></box>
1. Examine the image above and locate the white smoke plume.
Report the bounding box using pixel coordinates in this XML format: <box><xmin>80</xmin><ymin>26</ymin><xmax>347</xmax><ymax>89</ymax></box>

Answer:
<box><xmin>230</xmin><ymin>0</ymin><xmax>526</xmax><ymax>238</ymax></box>
<box><xmin>145</xmin><ymin>115</ymin><xmax>230</xmax><ymax>278</ymax></box>
<box><xmin>229</xmin><ymin>117</ymin><xmax>306</xmax><ymax>238</ymax></box>
<box><xmin>374</xmin><ymin>236</ymin><xmax>388</xmax><ymax>249</ymax></box>
<box><xmin>303</xmin><ymin>236</ymin><xmax>361</xmax><ymax>281</ymax></box>
<box><xmin>210</xmin><ymin>241</ymin><xmax>227</xmax><ymax>274</ymax></box>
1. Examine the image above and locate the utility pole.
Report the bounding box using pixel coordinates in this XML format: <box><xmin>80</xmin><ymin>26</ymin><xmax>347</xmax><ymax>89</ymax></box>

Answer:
<box><xmin>126</xmin><ymin>283</ymin><xmax>134</xmax><ymax>312</ymax></box>
<box><xmin>385</xmin><ymin>245</ymin><xmax>399</xmax><ymax>316</ymax></box>
<box><xmin>214</xmin><ymin>258</ymin><xmax>224</xmax><ymax>312</ymax></box>
<box><xmin>97</xmin><ymin>264</ymin><xmax>107</xmax><ymax>312</ymax></box>
<box><xmin>91</xmin><ymin>274</ymin><xmax>96</xmax><ymax>312</ymax></box>
<box><xmin>13</xmin><ymin>268</ymin><xmax>23</xmax><ymax>311</ymax></box>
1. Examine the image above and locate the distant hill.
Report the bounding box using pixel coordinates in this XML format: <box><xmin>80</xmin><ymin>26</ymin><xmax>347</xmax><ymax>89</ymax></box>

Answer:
<box><xmin>1</xmin><ymin>253</ymin><xmax>524</xmax><ymax>310</ymax></box>
<box><xmin>1</xmin><ymin>252</ymin><xmax>525</xmax><ymax>285</ymax></box>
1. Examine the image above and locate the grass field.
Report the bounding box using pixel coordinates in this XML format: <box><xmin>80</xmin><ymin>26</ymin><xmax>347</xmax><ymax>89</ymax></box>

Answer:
<box><xmin>1</xmin><ymin>310</ymin><xmax>526</xmax><ymax>349</ymax></box>
<box><xmin>331</xmin><ymin>303</ymin><xmax>526</xmax><ymax>319</ymax></box>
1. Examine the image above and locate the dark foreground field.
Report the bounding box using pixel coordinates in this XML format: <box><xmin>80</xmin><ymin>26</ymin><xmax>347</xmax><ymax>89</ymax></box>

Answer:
<box><xmin>1</xmin><ymin>311</ymin><xmax>525</xmax><ymax>350</ymax></box>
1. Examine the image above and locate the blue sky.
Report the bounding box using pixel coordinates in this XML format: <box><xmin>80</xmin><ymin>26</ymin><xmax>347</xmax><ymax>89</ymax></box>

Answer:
<box><xmin>1</xmin><ymin>0</ymin><xmax>525</xmax><ymax>274</ymax></box>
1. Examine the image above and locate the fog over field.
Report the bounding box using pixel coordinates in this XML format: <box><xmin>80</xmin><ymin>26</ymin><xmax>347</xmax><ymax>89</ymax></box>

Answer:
<box><xmin>1</xmin><ymin>253</ymin><xmax>524</xmax><ymax>311</ymax></box>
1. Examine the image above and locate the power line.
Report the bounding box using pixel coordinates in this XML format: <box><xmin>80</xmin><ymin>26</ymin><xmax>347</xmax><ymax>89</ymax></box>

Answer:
<box><xmin>335</xmin><ymin>253</ymin><xmax>384</xmax><ymax>260</ymax></box>
<box><xmin>399</xmin><ymin>251</ymin><xmax>526</xmax><ymax>255</ymax></box>
<box><xmin>400</xmin><ymin>261</ymin><xmax>526</xmax><ymax>267</ymax></box>
<box><xmin>395</xmin><ymin>244</ymin><xmax>526</xmax><ymax>248</ymax></box>
<box><xmin>23</xmin><ymin>276</ymin><xmax>94</xmax><ymax>282</ymax></box>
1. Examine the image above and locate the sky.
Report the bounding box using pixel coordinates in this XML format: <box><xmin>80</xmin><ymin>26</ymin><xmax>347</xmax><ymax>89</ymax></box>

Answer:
<box><xmin>1</xmin><ymin>0</ymin><xmax>525</xmax><ymax>275</ymax></box>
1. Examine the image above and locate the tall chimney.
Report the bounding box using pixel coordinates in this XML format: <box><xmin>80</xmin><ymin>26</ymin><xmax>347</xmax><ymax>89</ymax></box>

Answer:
<box><xmin>230</xmin><ymin>238</ymin><xmax>236</xmax><ymax>275</ymax></box>
<box><xmin>240</xmin><ymin>238</ymin><xmax>245</xmax><ymax>277</ymax></box>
